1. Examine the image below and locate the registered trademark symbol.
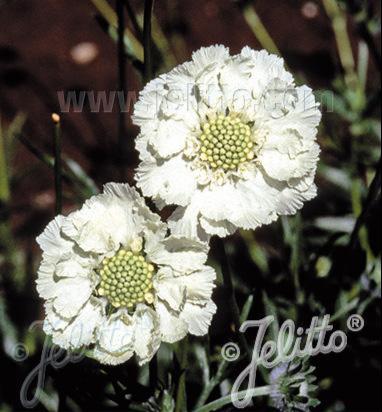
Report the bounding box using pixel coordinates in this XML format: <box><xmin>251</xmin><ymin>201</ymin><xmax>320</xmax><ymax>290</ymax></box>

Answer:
<box><xmin>347</xmin><ymin>314</ymin><xmax>365</xmax><ymax>332</ymax></box>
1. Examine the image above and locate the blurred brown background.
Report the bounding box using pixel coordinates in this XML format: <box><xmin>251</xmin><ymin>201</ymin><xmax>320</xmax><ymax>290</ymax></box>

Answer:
<box><xmin>1</xmin><ymin>0</ymin><xmax>379</xmax><ymax>231</ymax></box>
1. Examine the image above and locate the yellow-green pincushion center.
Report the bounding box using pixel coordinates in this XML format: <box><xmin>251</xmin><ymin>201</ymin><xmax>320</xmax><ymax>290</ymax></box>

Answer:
<box><xmin>199</xmin><ymin>115</ymin><xmax>255</xmax><ymax>172</ymax></box>
<box><xmin>97</xmin><ymin>249</ymin><xmax>155</xmax><ymax>309</ymax></box>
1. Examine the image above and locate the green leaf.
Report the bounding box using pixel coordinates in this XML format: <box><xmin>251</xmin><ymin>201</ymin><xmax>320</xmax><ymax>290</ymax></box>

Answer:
<box><xmin>90</xmin><ymin>0</ymin><xmax>144</xmax><ymax>63</ymax></box>
<box><xmin>161</xmin><ymin>390</ymin><xmax>175</xmax><ymax>412</ymax></box>
<box><xmin>193</xmin><ymin>343</ymin><xmax>210</xmax><ymax>386</ymax></box>
<box><xmin>262</xmin><ymin>292</ymin><xmax>279</xmax><ymax>341</ymax></box>
<box><xmin>0</xmin><ymin>121</ymin><xmax>10</xmax><ymax>203</ymax></box>
<box><xmin>240</xmin><ymin>294</ymin><xmax>254</xmax><ymax>324</ymax></box>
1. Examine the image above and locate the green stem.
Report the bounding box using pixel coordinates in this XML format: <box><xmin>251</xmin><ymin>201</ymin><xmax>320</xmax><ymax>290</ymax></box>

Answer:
<box><xmin>350</xmin><ymin>158</ymin><xmax>381</xmax><ymax>250</ymax></box>
<box><xmin>194</xmin><ymin>359</ymin><xmax>229</xmax><ymax>409</ymax></box>
<box><xmin>281</xmin><ymin>215</ymin><xmax>304</xmax><ymax>305</ymax></box>
<box><xmin>218</xmin><ymin>238</ymin><xmax>251</xmax><ymax>357</ymax></box>
<box><xmin>151</xmin><ymin>14</ymin><xmax>177</xmax><ymax>69</ymax></box>
<box><xmin>0</xmin><ymin>121</ymin><xmax>10</xmax><ymax>203</ymax></box>
<box><xmin>193</xmin><ymin>385</ymin><xmax>273</xmax><ymax>412</ymax></box>
<box><xmin>194</xmin><ymin>295</ymin><xmax>255</xmax><ymax>409</ymax></box>
<box><xmin>53</xmin><ymin>115</ymin><xmax>63</xmax><ymax>214</ymax></box>
<box><xmin>149</xmin><ymin>353</ymin><xmax>158</xmax><ymax>392</ymax></box>
<box><xmin>116</xmin><ymin>0</ymin><xmax>128</xmax><ymax>160</ymax></box>
<box><xmin>175</xmin><ymin>337</ymin><xmax>188</xmax><ymax>412</ymax></box>
<box><xmin>90</xmin><ymin>0</ymin><xmax>143</xmax><ymax>62</ymax></box>
<box><xmin>16</xmin><ymin>132</ymin><xmax>94</xmax><ymax>200</ymax></box>
<box><xmin>241</xmin><ymin>4</ymin><xmax>281</xmax><ymax>56</ymax></box>
<box><xmin>323</xmin><ymin>0</ymin><xmax>358</xmax><ymax>89</ymax></box>
<box><xmin>143</xmin><ymin>0</ymin><xmax>155</xmax><ymax>82</ymax></box>
<box><xmin>123</xmin><ymin>0</ymin><xmax>144</xmax><ymax>42</ymax></box>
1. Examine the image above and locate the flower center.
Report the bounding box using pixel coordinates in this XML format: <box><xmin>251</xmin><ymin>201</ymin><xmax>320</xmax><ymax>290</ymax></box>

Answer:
<box><xmin>198</xmin><ymin>114</ymin><xmax>255</xmax><ymax>172</ymax></box>
<box><xmin>97</xmin><ymin>249</ymin><xmax>155</xmax><ymax>309</ymax></box>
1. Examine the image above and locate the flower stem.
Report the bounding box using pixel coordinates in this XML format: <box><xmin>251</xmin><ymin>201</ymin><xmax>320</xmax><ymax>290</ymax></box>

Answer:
<box><xmin>123</xmin><ymin>0</ymin><xmax>143</xmax><ymax>42</ymax></box>
<box><xmin>194</xmin><ymin>358</ymin><xmax>229</xmax><ymax>409</ymax></box>
<box><xmin>217</xmin><ymin>237</ymin><xmax>251</xmax><ymax>357</ymax></box>
<box><xmin>143</xmin><ymin>0</ymin><xmax>155</xmax><ymax>82</ymax></box>
<box><xmin>0</xmin><ymin>121</ymin><xmax>10</xmax><ymax>203</ymax></box>
<box><xmin>175</xmin><ymin>337</ymin><xmax>188</xmax><ymax>412</ymax></box>
<box><xmin>241</xmin><ymin>4</ymin><xmax>280</xmax><ymax>56</ymax></box>
<box><xmin>52</xmin><ymin>114</ymin><xmax>63</xmax><ymax>214</ymax></box>
<box><xmin>194</xmin><ymin>293</ymin><xmax>255</xmax><ymax>409</ymax></box>
<box><xmin>323</xmin><ymin>0</ymin><xmax>358</xmax><ymax>89</ymax></box>
<box><xmin>349</xmin><ymin>157</ymin><xmax>381</xmax><ymax>250</ymax></box>
<box><xmin>193</xmin><ymin>385</ymin><xmax>273</xmax><ymax>412</ymax></box>
<box><xmin>90</xmin><ymin>0</ymin><xmax>143</xmax><ymax>62</ymax></box>
<box><xmin>116</xmin><ymin>0</ymin><xmax>127</xmax><ymax>157</ymax></box>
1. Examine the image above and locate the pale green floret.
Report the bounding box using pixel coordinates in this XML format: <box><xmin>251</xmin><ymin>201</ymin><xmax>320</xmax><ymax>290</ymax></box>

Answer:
<box><xmin>97</xmin><ymin>248</ymin><xmax>155</xmax><ymax>309</ymax></box>
<box><xmin>198</xmin><ymin>114</ymin><xmax>255</xmax><ymax>172</ymax></box>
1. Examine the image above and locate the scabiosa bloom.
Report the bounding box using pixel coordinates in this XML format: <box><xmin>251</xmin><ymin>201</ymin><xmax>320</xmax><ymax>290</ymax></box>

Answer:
<box><xmin>270</xmin><ymin>360</ymin><xmax>320</xmax><ymax>411</ymax></box>
<box><xmin>133</xmin><ymin>45</ymin><xmax>321</xmax><ymax>239</ymax></box>
<box><xmin>36</xmin><ymin>183</ymin><xmax>216</xmax><ymax>365</ymax></box>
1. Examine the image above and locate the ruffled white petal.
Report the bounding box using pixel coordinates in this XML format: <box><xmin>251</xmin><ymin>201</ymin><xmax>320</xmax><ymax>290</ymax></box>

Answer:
<box><xmin>153</xmin><ymin>267</ymin><xmax>186</xmax><ymax>311</ymax></box>
<box><xmin>61</xmin><ymin>197</ymin><xmax>134</xmax><ymax>255</ymax></box>
<box><xmin>259</xmin><ymin>128</ymin><xmax>320</xmax><ymax>181</ymax></box>
<box><xmin>189</xmin><ymin>45</ymin><xmax>230</xmax><ymax>77</ymax></box>
<box><xmin>146</xmin><ymin>119</ymin><xmax>191</xmax><ymax>159</ymax></box>
<box><xmin>136</xmin><ymin>156</ymin><xmax>197</xmax><ymax>207</ymax></box>
<box><xmin>61</xmin><ymin>183</ymin><xmax>165</xmax><ymax>254</ymax></box>
<box><xmin>36</xmin><ymin>216</ymin><xmax>72</xmax><ymax>262</ymax></box>
<box><xmin>92</xmin><ymin>346</ymin><xmax>134</xmax><ymax>366</ymax></box>
<box><xmin>148</xmin><ymin>236</ymin><xmax>209</xmax><ymax>273</ymax></box>
<box><xmin>259</xmin><ymin>84</ymin><xmax>321</xmax><ymax>138</ymax></box>
<box><xmin>240</xmin><ymin>48</ymin><xmax>294</xmax><ymax>98</ymax></box>
<box><xmin>168</xmin><ymin>203</ymin><xmax>202</xmax><ymax>240</ymax></box>
<box><xmin>197</xmin><ymin>174</ymin><xmax>278</xmax><ymax>231</ymax></box>
<box><xmin>180</xmin><ymin>300</ymin><xmax>217</xmax><ymax>336</ymax></box>
<box><xmin>133</xmin><ymin>305</ymin><xmax>161</xmax><ymax>365</ymax></box>
<box><xmin>199</xmin><ymin>216</ymin><xmax>236</xmax><ymax>238</ymax></box>
<box><xmin>180</xmin><ymin>266</ymin><xmax>216</xmax><ymax>303</ymax></box>
<box><xmin>133</xmin><ymin>77</ymin><xmax>167</xmax><ymax>127</ymax></box>
<box><xmin>55</xmin><ymin>257</ymin><xmax>95</xmax><ymax>279</ymax></box>
<box><xmin>37</xmin><ymin>261</ymin><xmax>95</xmax><ymax>319</ymax></box>
<box><xmin>275</xmin><ymin>173</ymin><xmax>318</xmax><ymax>215</ymax></box>
<box><xmin>44</xmin><ymin>299</ymin><xmax>105</xmax><ymax>350</ymax></box>
<box><xmin>155</xmin><ymin>301</ymin><xmax>188</xmax><ymax>344</ymax></box>
<box><xmin>97</xmin><ymin>310</ymin><xmax>134</xmax><ymax>359</ymax></box>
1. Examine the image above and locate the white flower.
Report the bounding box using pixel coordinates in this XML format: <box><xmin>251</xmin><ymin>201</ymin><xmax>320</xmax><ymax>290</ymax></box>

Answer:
<box><xmin>36</xmin><ymin>183</ymin><xmax>217</xmax><ymax>365</ymax></box>
<box><xmin>133</xmin><ymin>45</ymin><xmax>321</xmax><ymax>239</ymax></box>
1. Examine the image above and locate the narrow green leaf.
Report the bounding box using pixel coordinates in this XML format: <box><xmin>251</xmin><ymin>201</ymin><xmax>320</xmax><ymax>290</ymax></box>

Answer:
<box><xmin>241</xmin><ymin>4</ymin><xmax>280</xmax><ymax>55</ymax></box>
<box><xmin>0</xmin><ymin>121</ymin><xmax>10</xmax><ymax>203</ymax></box>
<box><xmin>262</xmin><ymin>291</ymin><xmax>279</xmax><ymax>341</ymax></box>
<box><xmin>240</xmin><ymin>294</ymin><xmax>254</xmax><ymax>324</ymax></box>
<box><xmin>90</xmin><ymin>0</ymin><xmax>144</xmax><ymax>62</ymax></box>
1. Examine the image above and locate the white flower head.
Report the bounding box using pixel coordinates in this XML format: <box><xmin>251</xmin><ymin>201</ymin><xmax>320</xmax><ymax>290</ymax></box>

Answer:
<box><xmin>133</xmin><ymin>45</ymin><xmax>321</xmax><ymax>239</ymax></box>
<box><xmin>36</xmin><ymin>183</ymin><xmax>217</xmax><ymax>365</ymax></box>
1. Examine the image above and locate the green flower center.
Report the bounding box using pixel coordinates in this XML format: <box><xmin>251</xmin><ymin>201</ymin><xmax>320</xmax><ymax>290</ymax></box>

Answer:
<box><xmin>198</xmin><ymin>114</ymin><xmax>255</xmax><ymax>172</ymax></box>
<box><xmin>97</xmin><ymin>249</ymin><xmax>155</xmax><ymax>309</ymax></box>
